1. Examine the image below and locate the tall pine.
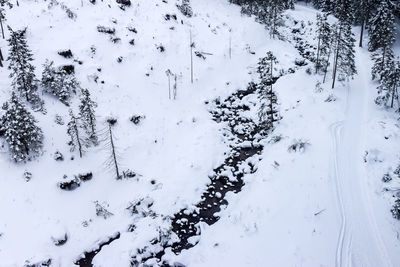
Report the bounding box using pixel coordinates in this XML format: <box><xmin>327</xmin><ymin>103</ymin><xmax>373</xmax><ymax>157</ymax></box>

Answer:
<box><xmin>257</xmin><ymin>52</ymin><xmax>280</xmax><ymax>132</ymax></box>
<box><xmin>1</xmin><ymin>92</ymin><xmax>43</xmax><ymax>162</ymax></box>
<box><xmin>7</xmin><ymin>27</ymin><xmax>43</xmax><ymax>110</ymax></box>
<box><xmin>0</xmin><ymin>0</ymin><xmax>11</xmax><ymax>39</ymax></box>
<box><xmin>315</xmin><ymin>12</ymin><xmax>331</xmax><ymax>74</ymax></box>
<box><xmin>79</xmin><ymin>88</ymin><xmax>98</xmax><ymax>145</ymax></box>
<box><xmin>368</xmin><ymin>0</ymin><xmax>395</xmax><ymax>53</ymax></box>
<box><xmin>67</xmin><ymin>109</ymin><xmax>85</xmax><ymax>158</ymax></box>
<box><xmin>331</xmin><ymin>0</ymin><xmax>356</xmax><ymax>89</ymax></box>
<box><xmin>368</xmin><ymin>0</ymin><xmax>396</xmax><ymax>81</ymax></box>
<box><xmin>376</xmin><ymin>58</ymin><xmax>400</xmax><ymax>108</ymax></box>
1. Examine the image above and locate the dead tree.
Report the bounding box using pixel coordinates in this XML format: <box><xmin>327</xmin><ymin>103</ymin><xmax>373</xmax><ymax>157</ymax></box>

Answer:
<box><xmin>0</xmin><ymin>47</ymin><xmax>3</xmax><ymax>67</ymax></box>
<box><xmin>67</xmin><ymin>110</ymin><xmax>85</xmax><ymax>158</ymax></box>
<box><xmin>190</xmin><ymin>29</ymin><xmax>194</xmax><ymax>83</ymax></box>
<box><xmin>229</xmin><ymin>28</ymin><xmax>232</xmax><ymax>59</ymax></box>
<box><xmin>105</xmin><ymin>118</ymin><xmax>121</xmax><ymax>179</ymax></box>
<box><xmin>166</xmin><ymin>69</ymin><xmax>172</xmax><ymax>99</ymax></box>
<box><xmin>173</xmin><ymin>74</ymin><xmax>177</xmax><ymax>100</ymax></box>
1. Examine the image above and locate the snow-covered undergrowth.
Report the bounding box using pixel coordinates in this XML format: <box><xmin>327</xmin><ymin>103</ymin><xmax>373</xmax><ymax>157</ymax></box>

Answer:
<box><xmin>1</xmin><ymin>0</ymin><xmax>400</xmax><ymax>266</ymax></box>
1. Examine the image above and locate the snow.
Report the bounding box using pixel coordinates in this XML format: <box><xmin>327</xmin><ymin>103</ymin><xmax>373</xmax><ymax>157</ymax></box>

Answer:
<box><xmin>0</xmin><ymin>0</ymin><xmax>400</xmax><ymax>266</ymax></box>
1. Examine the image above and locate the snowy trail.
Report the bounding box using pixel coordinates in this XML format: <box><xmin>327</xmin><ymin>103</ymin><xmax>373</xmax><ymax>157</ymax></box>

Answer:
<box><xmin>330</xmin><ymin>47</ymin><xmax>392</xmax><ymax>267</ymax></box>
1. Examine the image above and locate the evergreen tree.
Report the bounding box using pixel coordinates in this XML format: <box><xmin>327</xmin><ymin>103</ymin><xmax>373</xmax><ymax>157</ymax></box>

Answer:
<box><xmin>375</xmin><ymin>56</ymin><xmax>400</xmax><ymax>108</ymax></box>
<box><xmin>371</xmin><ymin>47</ymin><xmax>395</xmax><ymax>81</ymax></box>
<box><xmin>79</xmin><ymin>88</ymin><xmax>98</xmax><ymax>145</ymax></box>
<box><xmin>331</xmin><ymin>5</ymin><xmax>357</xmax><ymax>89</ymax></box>
<box><xmin>258</xmin><ymin>0</ymin><xmax>285</xmax><ymax>39</ymax></box>
<box><xmin>41</xmin><ymin>60</ymin><xmax>78</xmax><ymax>105</ymax></box>
<box><xmin>0</xmin><ymin>0</ymin><xmax>11</xmax><ymax>39</ymax></box>
<box><xmin>334</xmin><ymin>0</ymin><xmax>354</xmax><ymax>24</ymax></box>
<box><xmin>312</xmin><ymin>0</ymin><xmax>324</xmax><ymax>9</ymax></box>
<box><xmin>315</xmin><ymin>12</ymin><xmax>331</xmax><ymax>74</ymax></box>
<box><xmin>67</xmin><ymin>109</ymin><xmax>85</xmax><ymax>158</ymax></box>
<box><xmin>368</xmin><ymin>0</ymin><xmax>396</xmax><ymax>83</ymax></box>
<box><xmin>233</xmin><ymin>0</ymin><xmax>293</xmax><ymax>39</ymax></box>
<box><xmin>321</xmin><ymin>0</ymin><xmax>334</xmax><ymax>13</ymax></box>
<box><xmin>1</xmin><ymin>92</ymin><xmax>43</xmax><ymax>162</ymax></box>
<box><xmin>283</xmin><ymin>0</ymin><xmax>295</xmax><ymax>9</ymax></box>
<box><xmin>177</xmin><ymin>0</ymin><xmax>193</xmax><ymax>17</ymax></box>
<box><xmin>7</xmin><ymin>27</ymin><xmax>43</xmax><ymax>110</ymax></box>
<box><xmin>368</xmin><ymin>0</ymin><xmax>396</xmax><ymax>53</ymax></box>
<box><xmin>257</xmin><ymin>52</ymin><xmax>280</xmax><ymax>131</ymax></box>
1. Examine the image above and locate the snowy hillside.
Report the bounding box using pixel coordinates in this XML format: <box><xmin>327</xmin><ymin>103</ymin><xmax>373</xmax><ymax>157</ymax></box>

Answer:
<box><xmin>1</xmin><ymin>0</ymin><xmax>400</xmax><ymax>266</ymax></box>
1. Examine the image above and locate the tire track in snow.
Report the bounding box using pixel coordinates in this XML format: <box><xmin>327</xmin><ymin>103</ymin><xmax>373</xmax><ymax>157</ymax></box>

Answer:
<box><xmin>330</xmin><ymin>120</ymin><xmax>350</xmax><ymax>267</ymax></box>
<box><xmin>329</xmin><ymin>47</ymin><xmax>393</xmax><ymax>267</ymax></box>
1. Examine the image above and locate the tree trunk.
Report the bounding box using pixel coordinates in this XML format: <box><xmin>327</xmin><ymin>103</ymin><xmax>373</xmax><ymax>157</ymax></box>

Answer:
<box><xmin>323</xmin><ymin>46</ymin><xmax>332</xmax><ymax>83</ymax></box>
<box><xmin>391</xmin><ymin>84</ymin><xmax>395</xmax><ymax>108</ymax></box>
<box><xmin>0</xmin><ymin>18</ymin><xmax>4</xmax><ymax>39</ymax></box>
<box><xmin>359</xmin><ymin>18</ymin><xmax>364</xmax><ymax>47</ymax></box>
<box><xmin>316</xmin><ymin>36</ymin><xmax>321</xmax><ymax>73</ymax></box>
<box><xmin>109</xmin><ymin>124</ymin><xmax>120</xmax><ymax>179</ymax></box>
<box><xmin>332</xmin><ymin>28</ymin><xmax>341</xmax><ymax>89</ymax></box>
<box><xmin>168</xmin><ymin>75</ymin><xmax>171</xmax><ymax>99</ymax></box>
<box><xmin>381</xmin><ymin>46</ymin><xmax>386</xmax><ymax>79</ymax></box>
<box><xmin>391</xmin><ymin>75</ymin><xmax>398</xmax><ymax>108</ymax></box>
<box><xmin>269</xmin><ymin>88</ymin><xmax>274</xmax><ymax>127</ymax></box>
<box><xmin>73</xmin><ymin>119</ymin><xmax>83</xmax><ymax>158</ymax></box>
<box><xmin>173</xmin><ymin>74</ymin><xmax>177</xmax><ymax>100</ymax></box>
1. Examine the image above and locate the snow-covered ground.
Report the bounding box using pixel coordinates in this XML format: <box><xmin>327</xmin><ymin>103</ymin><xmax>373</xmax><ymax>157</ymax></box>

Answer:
<box><xmin>1</xmin><ymin>1</ymin><xmax>400</xmax><ymax>266</ymax></box>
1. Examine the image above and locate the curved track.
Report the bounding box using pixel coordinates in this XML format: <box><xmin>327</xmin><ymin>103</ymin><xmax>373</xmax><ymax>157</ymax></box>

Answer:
<box><xmin>329</xmin><ymin>48</ymin><xmax>392</xmax><ymax>267</ymax></box>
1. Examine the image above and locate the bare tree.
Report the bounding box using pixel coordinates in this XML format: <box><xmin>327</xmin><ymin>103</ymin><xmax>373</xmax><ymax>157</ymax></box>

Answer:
<box><xmin>190</xmin><ymin>29</ymin><xmax>194</xmax><ymax>83</ymax></box>
<box><xmin>104</xmin><ymin>118</ymin><xmax>121</xmax><ymax>179</ymax></box>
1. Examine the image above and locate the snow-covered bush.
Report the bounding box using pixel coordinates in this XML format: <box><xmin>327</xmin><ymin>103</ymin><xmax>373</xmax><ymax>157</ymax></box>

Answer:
<box><xmin>288</xmin><ymin>139</ymin><xmax>310</xmax><ymax>153</ymax></box>
<box><xmin>95</xmin><ymin>201</ymin><xmax>113</xmax><ymax>219</ymax></box>
<box><xmin>391</xmin><ymin>198</ymin><xmax>400</xmax><ymax>220</ymax></box>
<box><xmin>382</xmin><ymin>173</ymin><xmax>392</xmax><ymax>183</ymax></box>
<box><xmin>177</xmin><ymin>0</ymin><xmax>193</xmax><ymax>17</ymax></box>
<box><xmin>41</xmin><ymin>60</ymin><xmax>79</xmax><ymax>105</ymax></box>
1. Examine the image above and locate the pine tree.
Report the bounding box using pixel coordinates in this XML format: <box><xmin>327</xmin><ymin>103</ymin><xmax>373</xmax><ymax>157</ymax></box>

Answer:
<box><xmin>0</xmin><ymin>0</ymin><xmax>11</xmax><ymax>39</ymax></box>
<box><xmin>368</xmin><ymin>0</ymin><xmax>396</xmax><ymax>83</ymax></box>
<box><xmin>321</xmin><ymin>0</ymin><xmax>334</xmax><ymax>13</ymax></box>
<box><xmin>334</xmin><ymin>0</ymin><xmax>354</xmax><ymax>24</ymax></box>
<box><xmin>312</xmin><ymin>0</ymin><xmax>324</xmax><ymax>9</ymax></box>
<box><xmin>375</xmin><ymin>56</ymin><xmax>400</xmax><ymax>108</ymax></box>
<box><xmin>1</xmin><ymin>92</ymin><xmax>43</xmax><ymax>162</ymax></box>
<box><xmin>41</xmin><ymin>60</ymin><xmax>78</xmax><ymax>105</ymax></box>
<box><xmin>315</xmin><ymin>12</ymin><xmax>331</xmax><ymax>74</ymax></box>
<box><xmin>257</xmin><ymin>52</ymin><xmax>280</xmax><ymax>131</ymax></box>
<box><xmin>67</xmin><ymin>109</ymin><xmax>85</xmax><ymax>158</ymax></box>
<box><xmin>371</xmin><ymin>47</ymin><xmax>395</xmax><ymax>81</ymax></box>
<box><xmin>79</xmin><ymin>88</ymin><xmax>98</xmax><ymax>145</ymax></box>
<box><xmin>177</xmin><ymin>0</ymin><xmax>193</xmax><ymax>17</ymax></box>
<box><xmin>331</xmin><ymin>4</ymin><xmax>357</xmax><ymax>89</ymax></box>
<box><xmin>7</xmin><ymin>27</ymin><xmax>43</xmax><ymax>110</ymax></box>
<box><xmin>368</xmin><ymin>0</ymin><xmax>395</xmax><ymax>53</ymax></box>
<box><xmin>282</xmin><ymin>0</ymin><xmax>295</xmax><ymax>9</ymax></box>
<box><xmin>258</xmin><ymin>0</ymin><xmax>285</xmax><ymax>39</ymax></box>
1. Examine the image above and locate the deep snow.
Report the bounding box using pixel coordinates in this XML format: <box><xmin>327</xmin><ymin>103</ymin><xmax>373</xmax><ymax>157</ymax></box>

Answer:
<box><xmin>0</xmin><ymin>1</ymin><xmax>400</xmax><ymax>267</ymax></box>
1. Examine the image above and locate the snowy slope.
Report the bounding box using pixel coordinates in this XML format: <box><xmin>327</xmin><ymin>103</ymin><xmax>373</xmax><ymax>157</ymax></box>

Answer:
<box><xmin>0</xmin><ymin>1</ymin><xmax>400</xmax><ymax>267</ymax></box>
<box><xmin>162</xmin><ymin>5</ymin><xmax>400</xmax><ymax>267</ymax></box>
